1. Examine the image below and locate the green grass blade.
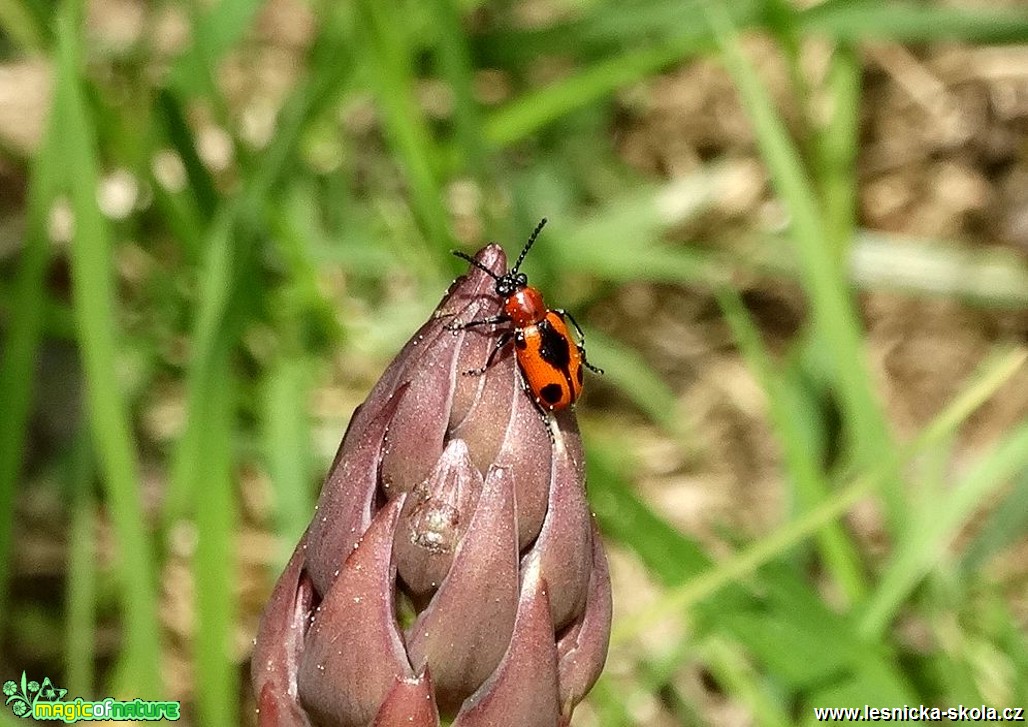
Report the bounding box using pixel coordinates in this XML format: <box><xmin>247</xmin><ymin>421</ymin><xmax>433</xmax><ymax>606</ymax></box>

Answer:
<box><xmin>55</xmin><ymin>7</ymin><xmax>161</xmax><ymax>696</ymax></box>
<box><xmin>861</xmin><ymin>420</ymin><xmax>1028</xmax><ymax>639</ymax></box>
<box><xmin>155</xmin><ymin>89</ymin><xmax>220</xmax><ymax>220</ymax></box>
<box><xmin>634</xmin><ymin>635</ymin><xmax>701</xmax><ymax>721</ymax></box>
<box><xmin>591</xmin><ymin>426</ymin><xmax>916</xmax><ymax>701</ymax></box>
<box><xmin>801</xmin><ymin>1</ymin><xmax>1028</xmax><ymax>43</ymax></box>
<box><xmin>586</xmin><ymin>434</ymin><xmax>719</xmax><ymax>585</ymax></box>
<box><xmin>615</xmin><ymin>347</ymin><xmax>1026</xmax><ymax>643</ymax></box>
<box><xmin>355</xmin><ymin>0</ymin><xmax>451</xmax><ymax>259</ymax></box>
<box><xmin>816</xmin><ymin>45</ymin><xmax>861</xmax><ymax>265</ymax></box>
<box><xmin>913</xmin><ymin>349</ymin><xmax>1027</xmax><ymax>447</ymax></box>
<box><xmin>701</xmin><ymin>636</ymin><xmax>792</xmax><ymax>727</ymax></box>
<box><xmin>586</xmin><ymin>434</ymin><xmax>755</xmax><ymax>620</ymax></box>
<box><xmin>718</xmin><ymin>288</ymin><xmax>867</xmax><ymax>604</ymax></box>
<box><xmin>164</xmin><ymin>213</ymin><xmax>238</xmax><ymax>524</ymax></box>
<box><xmin>581</xmin><ymin>328</ymin><xmax>683</xmax><ymax>436</ymax></box>
<box><xmin>703</xmin><ymin>1</ymin><xmax>902</xmax><ymax>529</ymax></box>
<box><xmin>193</xmin><ymin>347</ymin><xmax>238</xmax><ymax>726</ymax></box>
<box><xmin>65</xmin><ymin>431</ymin><xmax>96</xmax><ymax>697</ymax></box>
<box><xmin>585</xmin><ymin>676</ymin><xmax>636</xmax><ymax>725</ymax></box>
<box><xmin>168</xmin><ymin>0</ymin><xmax>265</xmax><ymax>99</ymax></box>
<box><xmin>429</xmin><ymin>0</ymin><xmax>489</xmax><ymax>179</ymax></box>
<box><xmin>485</xmin><ymin>36</ymin><xmax>711</xmax><ymax>147</ymax></box>
<box><xmin>612</xmin><ymin>468</ymin><xmax>874</xmax><ymax>645</ymax></box>
<box><xmin>848</xmin><ymin>231</ymin><xmax>1028</xmax><ymax>309</ymax></box>
<box><xmin>0</xmin><ymin>65</ymin><xmax>60</xmax><ymax>635</ymax></box>
<box><xmin>476</xmin><ymin>0</ymin><xmax>722</xmax><ymax>60</ymax></box>
<box><xmin>166</xmin><ymin>60</ymin><xmax>348</xmax><ymax>523</ymax></box>
<box><xmin>262</xmin><ymin>356</ymin><xmax>315</xmax><ymax>568</ymax></box>
<box><xmin>551</xmin><ymin>167</ymin><xmax>740</xmax><ymax>286</ymax></box>
<box><xmin>729</xmin><ymin>567</ymin><xmax>916</xmax><ymax>699</ymax></box>
<box><xmin>961</xmin><ymin>468</ymin><xmax>1028</xmax><ymax>574</ymax></box>
<box><xmin>0</xmin><ymin>0</ymin><xmax>49</xmax><ymax>51</ymax></box>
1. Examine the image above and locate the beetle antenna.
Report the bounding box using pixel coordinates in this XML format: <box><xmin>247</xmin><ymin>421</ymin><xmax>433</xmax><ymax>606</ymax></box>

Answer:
<box><xmin>452</xmin><ymin>250</ymin><xmax>501</xmax><ymax>279</ymax></box>
<box><xmin>511</xmin><ymin>217</ymin><xmax>547</xmax><ymax>274</ymax></box>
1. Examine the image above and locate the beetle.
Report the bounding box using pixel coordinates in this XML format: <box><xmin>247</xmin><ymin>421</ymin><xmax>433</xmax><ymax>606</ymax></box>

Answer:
<box><xmin>450</xmin><ymin>218</ymin><xmax>602</xmax><ymax>412</ymax></box>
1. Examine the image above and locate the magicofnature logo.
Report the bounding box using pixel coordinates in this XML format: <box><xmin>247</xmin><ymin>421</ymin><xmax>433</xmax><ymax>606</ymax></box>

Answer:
<box><xmin>3</xmin><ymin>672</ymin><xmax>180</xmax><ymax>722</ymax></box>
<box><xmin>3</xmin><ymin>673</ymin><xmax>67</xmax><ymax>718</ymax></box>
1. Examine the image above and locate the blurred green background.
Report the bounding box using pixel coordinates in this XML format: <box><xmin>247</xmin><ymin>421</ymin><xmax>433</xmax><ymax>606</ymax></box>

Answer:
<box><xmin>1</xmin><ymin>0</ymin><xmax>1027</xmax><ymax>724</ymax></box>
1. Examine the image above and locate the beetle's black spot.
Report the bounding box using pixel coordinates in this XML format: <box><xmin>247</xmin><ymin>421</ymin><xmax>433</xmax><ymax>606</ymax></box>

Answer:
<box><xmin>540</xmin><ymin>383</ymin><xmax>564</xmax><ymax>405</ymax></box>
<box><xmin>576</xmin><ymin>365</ymin><xmax>584</xmax><ymax>385</ymax></box>
<box><xmin>537</xmin><ymin>319</ymin><xmax>571</xmax><ymax>369</ymax></box>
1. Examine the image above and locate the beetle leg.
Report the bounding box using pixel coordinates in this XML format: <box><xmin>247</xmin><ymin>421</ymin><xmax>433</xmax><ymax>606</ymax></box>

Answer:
<box><xmin>538</xmin><ymin>407</ymin><xmax>556</xmax><ymax>443</ymax></box>
<box><xmin>519</xmin><ymin>375</ymin><xmax>557</xmax><ymax>442</ymax></box>
<box><xmin>462</xmin><ymin>330</ymin><xmax>514</xmax><ymax>376</ymax></box>
<box><xmin>557</xmin><ymin>309</ymin><xmax>605</xmax><ymax>374</ymax></box>
<box><xmin>579</xmin><ymin>348</ymin><xmax>604</xmax><ymax>375</ymax></box>
<box><xmin>446</xmin><ymin>313</ymin><xmax>510</xmax><ymax>333</ymax></box>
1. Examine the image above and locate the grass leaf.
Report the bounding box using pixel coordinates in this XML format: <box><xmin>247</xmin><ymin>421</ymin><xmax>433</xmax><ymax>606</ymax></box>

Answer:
<box><xmin>55</xmin><ymin>6</ymin><xmax>161</xmax><ymax>696</ymax></box>
<box><xmin>861</xmin><ymin>420</ymin><xmax>1028</xmax><ymax>638</ymax></box>
<box><xmin>703</xmin><ymin>1</ymin><xmax>902</xmax><ymax>529</ymax></box>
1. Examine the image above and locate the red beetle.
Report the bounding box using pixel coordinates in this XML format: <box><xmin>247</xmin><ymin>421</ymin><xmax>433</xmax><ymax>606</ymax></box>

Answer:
<box><xmin>451</xmin><ymin>218</ymin><xmax>602</xmax><ymax>411</ymax></box>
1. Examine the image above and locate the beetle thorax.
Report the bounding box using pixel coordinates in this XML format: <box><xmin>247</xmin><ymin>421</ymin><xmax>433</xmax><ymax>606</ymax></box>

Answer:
<box><xmin>504</xmin><ymin>286</ymin><xmax>547</xmax><ymax>327</ymax></box>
